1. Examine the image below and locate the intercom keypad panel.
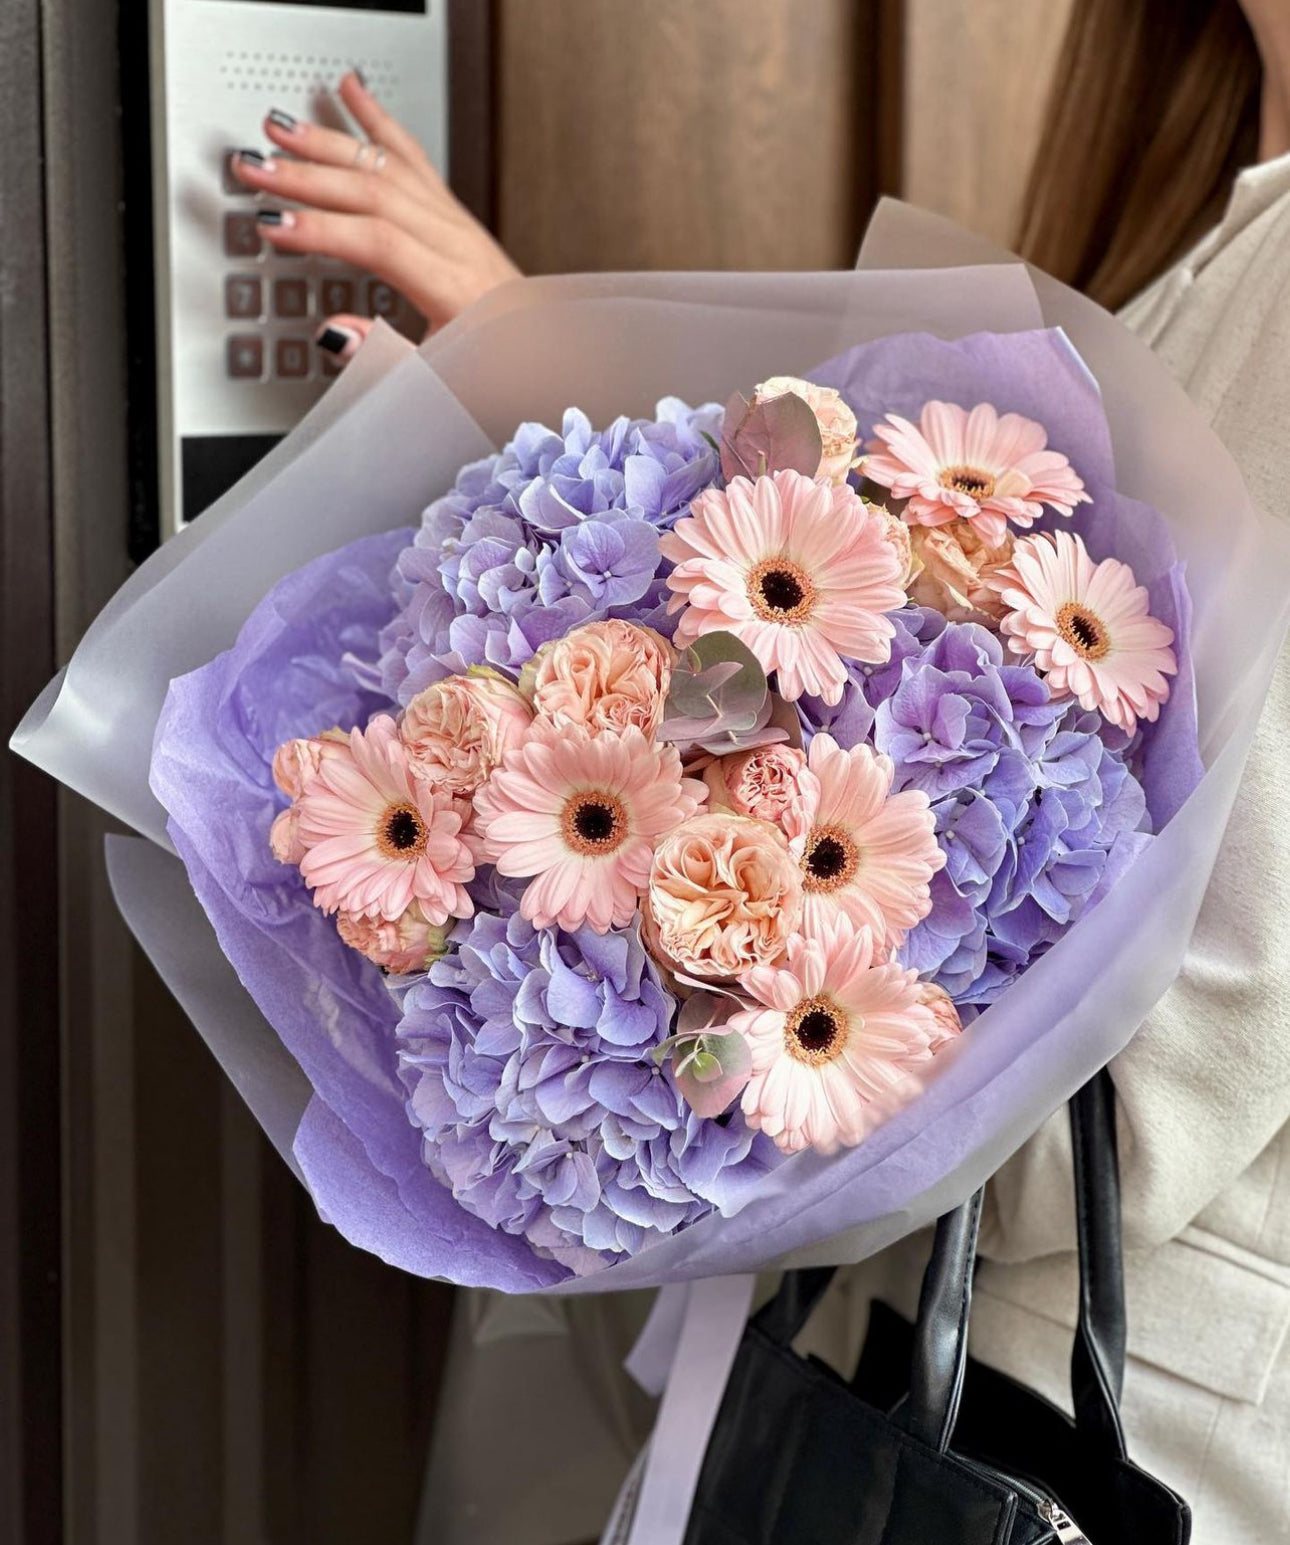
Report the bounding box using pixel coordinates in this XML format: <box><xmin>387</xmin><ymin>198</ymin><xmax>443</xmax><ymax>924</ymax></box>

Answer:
<box><xmin>153</xmin><ymin>0</ymin><xmax>447</xmax><ymax>538</ymax></box>
<box><xmin>218</xmin><ymin>179</ymin><xmax>418</xmax><ymax>388</ymax></box>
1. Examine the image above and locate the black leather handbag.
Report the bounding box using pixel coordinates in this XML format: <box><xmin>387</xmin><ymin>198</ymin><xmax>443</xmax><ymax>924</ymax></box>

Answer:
<box><xmin>683</xmin><ymin>1071</ymin><xmax>1191</xmax><ymax>1544</ymax></box>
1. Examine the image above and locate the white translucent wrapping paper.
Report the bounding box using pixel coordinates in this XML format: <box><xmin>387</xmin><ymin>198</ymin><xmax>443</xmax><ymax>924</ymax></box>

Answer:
<box><xmin>13</xmin><ymin>202</ymin><xmax>1290</xmax><ymax>1297</ymax></box>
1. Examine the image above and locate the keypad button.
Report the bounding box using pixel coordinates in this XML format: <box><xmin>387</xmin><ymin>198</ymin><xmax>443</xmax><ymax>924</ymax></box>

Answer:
<box><xmin>365</xmin><ymin>279</ymin><xmax>401</xmax><ymax>321</ymax></box>
<box><xmin>222</xmin><ymin>154</ymin><xmax>250</xmax><ymax>196</ymax></box>
<box><xmin>273</xmin><ymin>277</ymin><xmax>310</xmax><ymax>318</ymax></box>
<box><xmin>227</xmin><ymin>335</ymin><xmax>264</xmax><ymax>380</ymax></box>
<box><xmin>225</xmin><ymin>275</ymin><xmax>263</xmax><ymax>320</ymax></box>
<box><xmin>275</xmin><ymin>338</ymin><xmax>311</xmax><ymax>379</ymax></box>
<box><xmin>223</xmin><ymin>212</ymin><xmax>262</xmax><ymax>259</ymax></box>
<box><xmin>319</xmin><ymin>276</ymin><xmax>355</xmax><ymax>315</ymax></box>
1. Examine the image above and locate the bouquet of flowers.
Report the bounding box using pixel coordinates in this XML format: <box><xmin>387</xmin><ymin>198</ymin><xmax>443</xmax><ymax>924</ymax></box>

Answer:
<box><xmin>227</xmin><ymin>339</ymin><xmax>1187</xmax><ymax>1280</ymax></box>
<box><xmin>13</xmin><ymin>203</ymin><xmax>1288</xmax><ymax>1301</ymax></box>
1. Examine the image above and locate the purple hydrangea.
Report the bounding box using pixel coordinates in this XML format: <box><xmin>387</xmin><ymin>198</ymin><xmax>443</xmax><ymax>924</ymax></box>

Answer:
<box><xmin>378</xmin><ymin>400</ymin><xmax>722</xmax><ymax>704</ymax></box>
<box><xmin>393</xmin><ymin>874</ymin><xmax>768</xmax><ymax>1275</ymax></box>
<box><xmin>795</xmin><ymin>605</ymin><xmax>948</xmax><ymax>749</ymax></box>
<box><xmin>800</xmin><ymin>611</ymin><xmax>1152</xmax><ymax>1009</ymax></box>
<box><xmin>874</xmin><ymin>620</ymin><xmax>1065</xmax><ymax>800</ymax></box>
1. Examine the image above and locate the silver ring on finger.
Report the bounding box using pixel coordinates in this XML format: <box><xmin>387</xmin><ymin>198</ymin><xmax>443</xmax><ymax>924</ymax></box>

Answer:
<box><xmin>352</xmin><ymin>141</ymin><xmax>387</xmax><ymax>173</ymax></box>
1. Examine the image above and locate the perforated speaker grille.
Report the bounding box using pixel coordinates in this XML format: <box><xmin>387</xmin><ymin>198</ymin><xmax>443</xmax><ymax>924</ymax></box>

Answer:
<box><xmin>219</xmin><ymin>53</ymin><xmax>401</xmax><ymax>93</ymax></box>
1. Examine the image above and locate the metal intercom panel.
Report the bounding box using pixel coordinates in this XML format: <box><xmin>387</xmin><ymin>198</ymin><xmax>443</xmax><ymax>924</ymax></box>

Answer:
<box><xmin>147</xmin><ymin>0</ymin><xmax>447</xmax><ymax>540</ymax></box>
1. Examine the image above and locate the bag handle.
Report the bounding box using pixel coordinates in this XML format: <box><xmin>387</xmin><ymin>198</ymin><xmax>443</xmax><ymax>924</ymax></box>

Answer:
<box><xmin>903</xmin><ymin>1066</ymin><xmax>1128</xmax><ymax>1458</ymax></box>
<box><xmin>1069</xmin><ymin>1066</ymin><xmax>1127</xmax><ymax>1455</ymax></box>
<box><xmin>903</xmin><ymin>1184</ymin><xmax>984</xmax><ymax>1452</ymax></box>
<box><xmin>755</xmin><ymin>1068</ymin><xmax>1129</xmax><ymax>1461</ymax></box>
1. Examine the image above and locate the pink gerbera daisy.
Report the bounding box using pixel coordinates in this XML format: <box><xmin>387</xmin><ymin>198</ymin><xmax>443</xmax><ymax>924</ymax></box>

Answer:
<box><xmin>295</xmin><ymin>715</ymin><xmax>476</xmax><ymax>924</ymax></box>
<box><xmin>865</xmin><ymin>401</ymin><xmax>1090</xmax><ymax>547</ymax></box>
<box><xmin>784</xmin><ymin>733</ymin><xmax>943</xmax><ymax>947</ymax></box>
<box><xmin>734</xmin><ymin>918</ymin><xmax>941</xmax><ymax>1155</ymax></box>
<box><xmin>659</xmin><ymin>469</ymin><xmax>907</xmax><ymax>705</ymax></box>
<box><xmin>472</xmin><ymin>723</ymin><xmax>707</xmax><ymax>934</ymax></box>
<box><xmin>989</xmin><ymin>530</ymin><xmax>1177</xmax><ymax>733</ymax></box>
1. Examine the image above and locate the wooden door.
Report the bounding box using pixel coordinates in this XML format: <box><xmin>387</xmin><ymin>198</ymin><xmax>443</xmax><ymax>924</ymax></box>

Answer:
<box><xmin>900</xmin><ymin>0</ymin><xmax>1073</xmax><ymax>245</ymax></box>
<box><xmin>495</xmin><ymin>0</ymin><xmax>901</xmax><ymax>274</ymax></box>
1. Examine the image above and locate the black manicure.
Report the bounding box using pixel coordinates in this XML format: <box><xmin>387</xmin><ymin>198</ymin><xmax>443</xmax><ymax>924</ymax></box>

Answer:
<box><xmin>256</xmin><ymin>208</ymin><xmax>287</xmax><ymax>226</ymax></box>
<box><xmin>236</xmin><ymin>148</ymin><xmax>269</xmax><ymax>168</ymax></box>
<box><xmin>267</xmin><ymin>108</ymin><xmax>298</xmax><ymax>132</ymax></box>
<box><xmin>351</xmin><ymin>65</ymin><xmax>367</xmax><ymax>88</ymax></box>
<box><xmin>316</xmin><ymin>326</ymin><xmax>355</xmax><ymax>356</ymax></box>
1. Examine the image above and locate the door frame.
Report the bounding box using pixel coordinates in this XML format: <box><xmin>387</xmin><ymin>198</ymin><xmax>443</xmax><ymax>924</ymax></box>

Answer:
<box><xmin>0</xmin><ymin>0</ymin><xmax>63</xmax><ymax>1538</ymax></box>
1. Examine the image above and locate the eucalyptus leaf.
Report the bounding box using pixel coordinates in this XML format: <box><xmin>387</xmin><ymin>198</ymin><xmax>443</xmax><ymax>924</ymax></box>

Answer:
<box><xmin>675</xmin><ymin>990</ymin><xmax>735</xmax><ymax>1035</ymax></box>
<box><xmin>660</xmin><ymin>631</ymin><xmax>791</xmax><ymax>755</ymax></box>
<box><xmin>673</xmin><ymin>1029</ymin><xmax>754</xmax><ymax>1118</ymax></box>
<box><xmin>698</xmin><ymin>1031</ymin><xmax>752</xmax><ymax>1080</ymax></box>
<box><xmin>720</xmin><ymin>390</ymin><xmax>823</xmax><ymax>483</ymax></box>
<box><xmin>683</xmin><ymin>1050</ymin><xmax>722</xmax><ymax>1082</ymax></box>
<box><xmin>663</xmin><ymin>995</ymin><xmax>755</xmax><ymax>1119</ymax></box>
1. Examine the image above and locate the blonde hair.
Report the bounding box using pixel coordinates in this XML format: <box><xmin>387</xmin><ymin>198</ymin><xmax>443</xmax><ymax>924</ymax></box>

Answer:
<box><xmin>1018</xmin><ymin>0</ymin><xmax>1261</xmax><ymax>310</ymax></box>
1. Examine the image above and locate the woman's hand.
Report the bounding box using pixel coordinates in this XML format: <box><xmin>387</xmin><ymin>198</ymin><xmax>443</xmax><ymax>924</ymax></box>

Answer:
<box><xmin>231</xmin><ymin>71</ymin><xmax>520</xmax><ymax>360</ymax></box>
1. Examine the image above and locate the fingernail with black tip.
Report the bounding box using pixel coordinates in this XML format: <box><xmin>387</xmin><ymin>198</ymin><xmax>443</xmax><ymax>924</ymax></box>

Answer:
<box><xmin>236</xmin><ymin>148</ymin><xmax>273</xmax><ymax>170</ymax></box>
<box><xmin>256</xmin><ymin>208</ymin><xmax>295</xmax><ymax>229</ymax></box>
<box><xmin>350</xmin><ymin>65</ymin><xmax>367</xmax><ymax>88</ymax></box>
<box><xmin>268</xmin><ymin>108</ymin><xmax>299</xmax><ymax>133</ymax></box>
<box><xmin>316</xmin><ymin>324</ymin><xmax>358</xmax><ymax>359</ymax></box>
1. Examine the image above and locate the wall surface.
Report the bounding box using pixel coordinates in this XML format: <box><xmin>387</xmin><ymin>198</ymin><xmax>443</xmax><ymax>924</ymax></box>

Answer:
<box><xmin>901</xmin><ymin>0</ymin><xmax>1074</xmax><ymax>247</ymax></box>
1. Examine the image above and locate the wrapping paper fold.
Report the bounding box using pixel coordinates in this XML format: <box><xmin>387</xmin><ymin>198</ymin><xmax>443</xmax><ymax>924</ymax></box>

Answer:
<box><xmin>14</xmin><ymin>202</ymin><xmax>1290</xmax><ymax>1298</ymax></box>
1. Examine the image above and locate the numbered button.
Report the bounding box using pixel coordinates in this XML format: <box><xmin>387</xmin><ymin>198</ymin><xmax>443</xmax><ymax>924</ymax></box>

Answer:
<box><xmin>227</xmin><ymin>335</ymin><xmax>264</xmax><ymax>380</ymax></box>
<box><xmin>223</xmin><ymin>212</ymin><xmax>262</xmax><ymax>258</ymax></box>
<box><xmin>319</xmin><ymin>276</ymin><xmax>355</xmax><ymax>315</ymax></box>
<box><xmin>222</xmin><ymin>154</ymin><xmax>251</xmax><ymax>197</ymax></box>
<box><xmin>225</xmin><ymin>275</ymin><xmax>263</xmax><ymax>319</ymax></box>
<box><xmin>274</xmin><ymin>277</ymin><xmax>309</xmax><ymax>318</ymax></box>
<box><xmin>365</xmin><ymin>279</ymin><xmax>401</xmax><ymax>321</ymax></box>
<box><xmin>275</xmin><ymin>338</ymin><xmax>310</xmax><ymax>379</ymax></box>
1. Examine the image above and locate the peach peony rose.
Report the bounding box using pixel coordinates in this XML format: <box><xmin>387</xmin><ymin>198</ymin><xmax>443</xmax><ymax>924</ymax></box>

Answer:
<box><xmin>916</xmin><ymin>981</ymin><xmax>964</xmax><ymax>1051</ymax></box>
<box><xmin>703</xmin><ymin>745</ymin><xmax>819</xmax><ymax>828</ymax></box>
<box><xmin>908</xmin><ymin>519</ymin><xmax>1015</xmax><ymax>626</ymax></box>
<box><xmin>873</xmin><ymin>503</ymin><xmax>917</xmax><ymax>586</ymax></box>
<box><xmin>269</xmin><ymin>805</ymin><xmax>306</xmax><ymax>865</ymax></box>
<box><xmin>271</xmin><ymin>728</ymin><xmax>349</xmax><ymax>799</ymax></box>
<box><xmin>400</xmin><ymin>668</ymin><xmax>533</xmax><ymax>802</ymax></box>
<box><xmin>753</xmin><ymin>375</ymin><xmax>859</xmax><ymax>485</ymax></box>
<box><xmin>337</xmin><ymin>902</ymin><xmax>452</xmax><ymax>974</ymax></box>
<box><xmin>646</xmin><ymin>812</ymin><xmax>803</xmax><ymax>980</ymax></box>
<box><xmin>522</xmin><ymin>620</ymin><xmax>676</xmax><ymax>740</ymax></box>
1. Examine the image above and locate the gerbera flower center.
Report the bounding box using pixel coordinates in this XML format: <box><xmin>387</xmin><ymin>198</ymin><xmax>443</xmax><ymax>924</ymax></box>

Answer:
<box><xmin>748</xmin><ymin>556</ymin><xmax>817</xmax><ymax>625</ymax></box>
<box><xmin>377</xmin><ymin>803</ymin><xmax>428</xmax><ymax>859</ymax></box>
<box><xmin>802</xmin><ymin>825</ymin><xmax>861</xmax><ymax>893</ymax></box>
<box><xmin>938</xmin><ymin>465</ymin><xmax>996</xmax><ymax>501</ymax></box>
<box><xmin>785</xmin><ymin>994</ymin><xmax>849</xmax><ymax>1065</ymax></box>
<box><xmin>562</xmin><ymin>790</ymin><xmax>628</xmax><ymax>856</ymax></box>
<box><xmin>1056</xmin><ymin>600</ymin><xmax>1111</xmax><ymax>661</ymax></box>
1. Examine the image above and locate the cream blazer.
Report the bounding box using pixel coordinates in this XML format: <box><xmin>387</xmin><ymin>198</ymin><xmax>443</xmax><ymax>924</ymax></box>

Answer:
<box><xmin>420</xmin><ymin>160</ymin><xmax>1290</xmax><ymax>1545</ymax></box>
